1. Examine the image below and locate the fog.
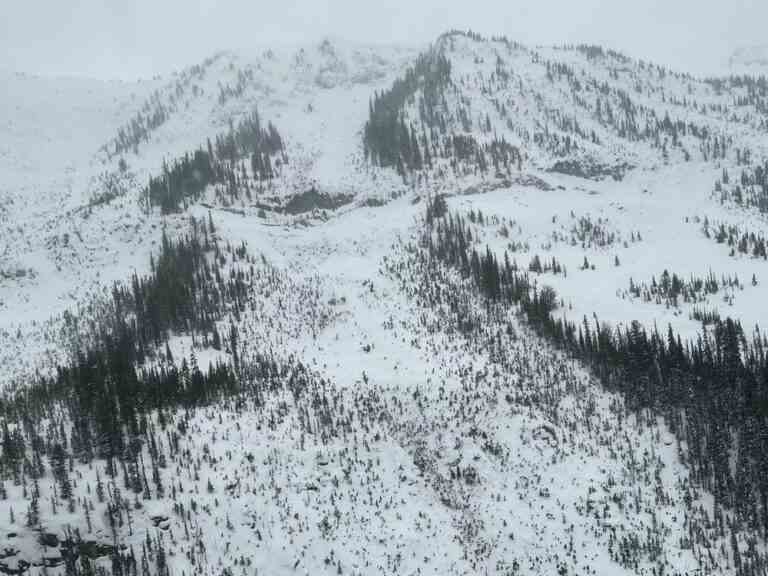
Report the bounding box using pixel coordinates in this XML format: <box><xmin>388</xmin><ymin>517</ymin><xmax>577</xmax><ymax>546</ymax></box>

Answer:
<box><xmin>2</xmin><ymin>0</ymin><xmax>765</xmax><ymax>79</ymax></box>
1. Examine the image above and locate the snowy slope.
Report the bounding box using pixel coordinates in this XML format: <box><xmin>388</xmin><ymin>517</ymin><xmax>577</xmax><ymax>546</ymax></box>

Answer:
<box><xmin>2</xmin><ymin>31</ymin><xmax>768</xmax><ymax>576</ymax></box>
<box><xmin>365</xmin><ymin>31</ymin><xmax>768</xmax><ymax>341</ymax></box>
<box><xmin>0</xmin><ymin>39</ymin><xmax>415</xmax><ymax>385</ymax></box>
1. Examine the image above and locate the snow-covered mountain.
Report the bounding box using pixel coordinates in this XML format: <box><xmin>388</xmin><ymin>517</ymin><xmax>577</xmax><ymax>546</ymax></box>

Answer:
<box><xmin>729</xmin><ymin>45</ymin><xmax>768</xmax><ymax>75</ymax></box>
<box><xmin>2</xmin><ymin>31</ymin><xmax>768</xmax><ymax>576</ymax></box>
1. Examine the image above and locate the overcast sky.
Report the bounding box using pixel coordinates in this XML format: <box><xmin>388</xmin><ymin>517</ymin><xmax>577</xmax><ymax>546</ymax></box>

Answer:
<box><xmin>1</xmin><ymin>0</ymin><xmax>766</xmax><ymax>80</ymax></box>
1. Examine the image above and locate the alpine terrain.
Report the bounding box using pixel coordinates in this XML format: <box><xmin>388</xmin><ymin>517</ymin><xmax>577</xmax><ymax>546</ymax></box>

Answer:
<box><xmin>3</xmin><ymin>30</ymin><xmax>768</xmax><ymax>576</ymax></box>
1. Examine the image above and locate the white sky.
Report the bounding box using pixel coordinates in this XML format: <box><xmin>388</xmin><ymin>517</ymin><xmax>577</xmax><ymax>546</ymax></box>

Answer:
<box><xmin>1</xmin><ymin>0</ymin><xmax>765</xmax><ymax>79</ymax></box>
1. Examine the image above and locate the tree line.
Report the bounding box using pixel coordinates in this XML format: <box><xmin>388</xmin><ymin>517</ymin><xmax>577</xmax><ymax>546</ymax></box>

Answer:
<box><xmin>424</xmin><ymin>197</ymin><xmax>768</xmax><ymax>540</ymax></box>
<box><xmin>145</xmin><ymin>109</ymin><xmax>286</xmax><ymax>214</ymax></box>
<box><xmin>362</xmin><ymin>47</ymin><xmax>523</xmax><ymax>180</ymax></box>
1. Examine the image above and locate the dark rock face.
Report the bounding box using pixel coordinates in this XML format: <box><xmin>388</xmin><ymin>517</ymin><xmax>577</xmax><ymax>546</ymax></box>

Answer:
<box><xmin>150</xmin><ymin>515</ymin><xmax>171</xmax><ymax>530</ymax></box>
<box><xmin>37</xmin><ymin>556</ymin><xmax>64</xmax><ymax>568</ymax></box>
<box><xmin>0</xmin><ymin>559</ymin><xmax>29</xmax><ymax>575</ymax></box>
<box><xmin>283</xmin><ymin>188</ymin><xmax>353</xmax><ymax>215</ymax></box>
<box><xmin>0</xmin><ymin>533</ymin><xmax>116</xmax><ymax>576</ymax></box>
<box><xmin>38</xmin><ymin>532</ymin><xmax>59</xmax><ymax>548</ymax></box>
<box><xmin>548</xmin><ymin>159</ymin><xmax>632</xmax><ymax>181</ymax></box>
<box><xmin>360</xmin><ymin>197</ymin><xmax>386</xmax><ymax>207</ymax></box>
<box><xmin>0</xmin><ymin>548</ymin><xmax>27</xmax><ymax>576</ymax></box>
<box><xmin>61</xmin><ymin>539</ymin><xmax>115</xmax><ymax>560</ymax></box>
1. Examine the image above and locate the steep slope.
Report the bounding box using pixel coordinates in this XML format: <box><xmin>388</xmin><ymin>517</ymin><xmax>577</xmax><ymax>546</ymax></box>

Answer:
<box><xmin>0</xmin><ymin>39</ymin><xmax>415</xmax><ymax>384</ymax></box>
<box><xmin>99</xmin><ymin>40</ymin><xmax>416</xmax><ymax>204</ymax></box>
<box><xmin>359</xmin><ymin>31</ymin><xmax>768</xmax><ymax>339</ymax></box>
<box><xmin>365</xmin><ymin>30</ymin><xmax>768</xmax><ymax>179</ymax></box>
